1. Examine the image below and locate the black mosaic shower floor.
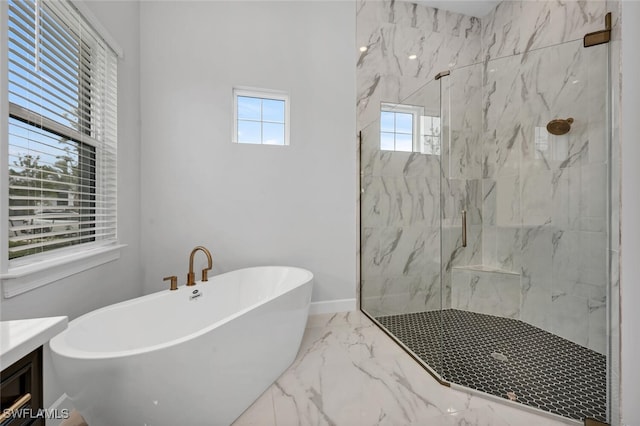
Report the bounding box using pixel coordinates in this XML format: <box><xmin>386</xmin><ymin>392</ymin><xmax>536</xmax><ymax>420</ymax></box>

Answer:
<box><xmin>376</xmin><ymin>309</ymin><xmax>607</xmax><ymax>423</ymax></box>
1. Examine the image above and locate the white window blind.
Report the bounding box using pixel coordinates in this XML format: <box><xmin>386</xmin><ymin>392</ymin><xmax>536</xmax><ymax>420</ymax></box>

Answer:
<box><xmin>7</xmin><ymin>0</ymin><xmax>118</xmax><ymax>261</ymax></box>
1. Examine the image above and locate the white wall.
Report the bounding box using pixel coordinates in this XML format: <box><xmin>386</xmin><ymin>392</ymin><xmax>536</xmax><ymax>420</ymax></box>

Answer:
<box><xmin>0</xmin><ymin>0</ymin><xmax>142</xmax><ymax>408</ymax></box>
<box><xmin>620</xmin><ymin>2</ymin><xmax>640</xmax><ymax>424</ymax></box>
<box><xmin>139</xmin><ymin>2</ymin><xmax>357</xmax><ymax>303</ymax></box>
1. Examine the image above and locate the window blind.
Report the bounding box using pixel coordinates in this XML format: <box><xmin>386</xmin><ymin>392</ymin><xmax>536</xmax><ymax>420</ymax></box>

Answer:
<box><xmin>7</xmin><ymin>0</ymin><xmax>117</xmax><ymax>260</ymax></box>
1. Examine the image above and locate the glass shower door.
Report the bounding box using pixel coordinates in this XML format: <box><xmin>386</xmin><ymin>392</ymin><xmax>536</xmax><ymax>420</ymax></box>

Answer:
<box><xmin>439</xmin><ymin>38</ymin><xmax>611</xmax><ymax>423</ymax></box>
<box><xmin>359</xmin><ymin>78</ymin><xmax>444</xmax><ymax>378</ymax></box>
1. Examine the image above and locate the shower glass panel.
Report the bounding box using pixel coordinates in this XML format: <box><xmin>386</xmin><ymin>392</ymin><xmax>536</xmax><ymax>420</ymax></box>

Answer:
<box><xmin>360</xmin><ymin>34</ymin><xmax>611</xmax><ymax>424</ymax></box>
<box><xmin>360</xmin><ymin>78</ymin><xmax>444</xmax><ymax>378</ymax></box>
<box><xmin>439</xmin><ymin>38</ymin><xmax>610</xmax><ymax>423</ymax></box>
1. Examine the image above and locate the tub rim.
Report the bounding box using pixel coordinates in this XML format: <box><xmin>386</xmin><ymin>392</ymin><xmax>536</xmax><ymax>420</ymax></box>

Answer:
<box><xmin>49</xmin><ymin>265</ymin><xmax>313</xmax><ymax>360</ymax></box>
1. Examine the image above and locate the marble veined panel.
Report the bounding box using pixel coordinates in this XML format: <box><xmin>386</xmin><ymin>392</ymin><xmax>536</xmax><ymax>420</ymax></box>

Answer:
<box><xmin>482</xmin><ymin>53</ymin><xmax>521</xmax><ymax>134</ymax></box>
<box><xmin>519</xmin><ymin>0</ymin><xmax>606</xmax><ymax>56</ymax></box>
<box><xmin>551</xmin><ymin>229</ymin><xmax>580</xmax><ymax>289</ymax></box>
<box><xmin>448</xmin><ymin>64</ymin><xmax>483</xmax><ymax>132</ymax></box>
<box><xmin>580</xmin><ymin>163</ymin><xmax>607</xmax><ymax>223</ymax></box>
<box><xmin>361</xmin><ymin>174</ymin><xmax>440</xmax><ymax>232</ymax></box>
<box><xmin>494</xmin><ymin>225</ymin><xmax>522</xmax><ymax>273</ymax></box>
<box><xmin>520</xmin><ymin>224</ymin><xmax>553</xmax><ymax>330</ymax></box>
<box><xmin>375</xmin><ymin>225</ymin><xmax>427</xmax><ymax>278</ymax></box>
<box><xmin>551</xmin><ymin>164</ymin><xmax>582</xmax><ymax>231</ymax></box>
<box><xmin>551</xmin><ymin>292</ymin><xmax>589</xmax><ymax>347</ymax></box>
<box><xmin>588</xmin><ymin>285</ymin><xmax>607</xmax><ymax>354</ymax></box>
<box><xmin>451</xmin><ymin>268</ymin><xmax>521</xmax><ymax>318</ymax></box>
<box><xmin>361</xmin><ymin>275</ymin><xmax>420</xmax><ymax>316</ymax></box>
<box><xmin>357</xmin><ymin>0</ymin><xmax>443</xmax><ymax>33</ymax></box>
<box><xmin>449</xmin><ymin>130</ymin><xmax>483</xmax><ymax>181</ymax></box>
<box><xmin>379</xmin><ymin>150</ymin><xmax>438</xmax><ymax>178</ymax></box>
<box><xmin>482</xmin><ymin>179</ymin><xmax>496</xmax><ymax>226</ymax></box>
<box><xmin>357</xmin><ymin>0</ymin><xmax>482</xmax><ymax>130</ymax></box>
<box><xmin>361</xmin><ymin>176</ymin><xmax>428</xmax><ymax>228</ymax></box>
<box><xmin>361</xmin><ymin>227</ymin><xmax>382</xmax><ymax>280</ymax></box>
<box><xmin>521</xmin><ymin>169</ymin><xmax>552</xmax><ymax>226</ymax></box>
<box><xmin>483</xmin><ymin>0</ymin><xmax>607</xmax><ymax>62</ymax></box>
<box><xmin>495</xmin><ymin>175</ymin><xmax>520</xmax><ymax>227</ymax></box>
<box><xmin>482</xmin><ymin>1</ymin><xmax>522</xmax><ymax>60</ymax></box>
<box><xmin>441</xmin><ymin>178</ymin><xmax>482</xmax><ymax>223</ymax></box>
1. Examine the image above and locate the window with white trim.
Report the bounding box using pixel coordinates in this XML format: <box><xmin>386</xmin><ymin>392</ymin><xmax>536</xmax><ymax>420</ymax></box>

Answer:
<box><xmin>233</xmin><ymin>88</ymin><xmax>289</xmax><ymax>145</ymax></box>
<box><xmin>6</xmin><ymin>0</ymin><xmax>118</xmax><ymax>261</ymax></box>
<box><xmin>380</xmin><ymin>102</ymin><xmax>440</xmax><ymax>155</ymax></box>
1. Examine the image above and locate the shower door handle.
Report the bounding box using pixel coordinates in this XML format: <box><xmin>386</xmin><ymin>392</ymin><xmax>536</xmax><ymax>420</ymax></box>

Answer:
<box><xmin>462</xmin><ymin>210</ymin><xmax>467</xmax><ymax>248</ymax></box>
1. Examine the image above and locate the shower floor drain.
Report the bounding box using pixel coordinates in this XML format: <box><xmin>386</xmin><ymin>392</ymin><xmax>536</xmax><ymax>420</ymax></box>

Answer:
<box><xmin>491</xmin><ymin>352</ymin><xmax>508</xmax><ymax>362</ymax></box>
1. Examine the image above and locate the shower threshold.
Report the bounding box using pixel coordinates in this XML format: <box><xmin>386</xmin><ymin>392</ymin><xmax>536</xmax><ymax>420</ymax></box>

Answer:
<box><xmin>376</xmin><ymin>309</ymin><xmax>606</xmax><ymax>423</ymax></box>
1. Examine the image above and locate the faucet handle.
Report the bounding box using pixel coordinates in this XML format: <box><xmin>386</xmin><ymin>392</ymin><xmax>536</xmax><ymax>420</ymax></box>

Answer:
<box><xmin>202</xmin><ymin>268</ymin><xmax>210</xmax><ymax>282</ymax></box>
<box><xmin>186</xmin><ymin>271</ymin><xmax>196</xmax><ymax>286</ymax></box>
<box><xmin>163</xmin><ymin>276</ymin><xmax>178</xmax><ymax>291</ymax></box>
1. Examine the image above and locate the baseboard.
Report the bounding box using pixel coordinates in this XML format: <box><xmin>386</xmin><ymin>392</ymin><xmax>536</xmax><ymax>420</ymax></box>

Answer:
<box><xmin>309</xmin><ymin>298</ymin><xmax>357</xmax><ymax>315</ymax></box>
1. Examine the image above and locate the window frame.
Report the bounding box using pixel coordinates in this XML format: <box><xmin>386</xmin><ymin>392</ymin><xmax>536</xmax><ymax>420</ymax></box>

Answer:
<box><xmin>420</xmin><ymin>113</ymin><xmax>442</xmax><ymax>156</ymax></box>
<box><xmin>380</xmin><ymin>102</ymin><xmax>423</xmax><ymax>153</ymax></box>
<box><xmin>380</xmin><ymin>102</ymin><xmax>442</xmax><ymax>155</ymax></box>
<box><xmin>7</xmin><ymin>104</ymin><xmax>99</xmax><ymax>264</ymax></box>
<box><xmin>0</xmin><ymin>0</ymin><xmax>125</xmax><ymax>298</ymax></box>
<box><xmin>233</xmin><ymin>87</ymin><xmax>290</xmax><ymax>146</ymax></box>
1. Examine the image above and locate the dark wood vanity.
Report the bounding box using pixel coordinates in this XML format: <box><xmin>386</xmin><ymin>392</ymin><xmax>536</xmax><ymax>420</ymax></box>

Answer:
<box><xmin>0</xmin><ymin>347</ymin><xmax>43</xmax><ymax>426</ymax></box>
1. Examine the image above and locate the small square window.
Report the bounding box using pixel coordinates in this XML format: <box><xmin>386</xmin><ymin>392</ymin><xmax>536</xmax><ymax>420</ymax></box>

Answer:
<box><xmin>233</xmin><ymin>88</ymin><xmax>289</xmax><ymax>145</ymax></box>
<box><xmin>380</xmin><ymin>103</ymin><xmax>440</xmax><ymax>155</ymax></box>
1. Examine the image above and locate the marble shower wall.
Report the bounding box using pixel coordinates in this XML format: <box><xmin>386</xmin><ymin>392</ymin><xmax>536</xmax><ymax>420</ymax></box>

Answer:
<box><xmin>480</xmin><ymin>0</ymin><xmax>611</xmax><ymax>354</ymax></box>
<box><xmin>360</xmin><ymin>81</ymin><xmax>443</xmax><ymax>316</ymax></box>
<box><xmin>358</xmin><ymin>0</ymin><xmax>616</xmax><ymax>356</ymax></box>
<box><xmin>356</xmin><ymin>0</ymin><xmax>482</xmax><ymax>130</ymax></box>
<box><xmin>440</xmin><ymin>62</ymin><xmax>484</xmax><ymax>308</ymax></box>
<box><xmin>358</xmin><ymin>0</ymin><xmax>482</xmax><ymax>316</ymax></box>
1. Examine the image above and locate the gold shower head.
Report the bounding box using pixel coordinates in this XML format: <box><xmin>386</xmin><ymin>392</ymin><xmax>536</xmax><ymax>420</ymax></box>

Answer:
<box><xmin>546</xmin><ymin>117</ymin><xmax>574</xmax><ymax>136</ymax></box>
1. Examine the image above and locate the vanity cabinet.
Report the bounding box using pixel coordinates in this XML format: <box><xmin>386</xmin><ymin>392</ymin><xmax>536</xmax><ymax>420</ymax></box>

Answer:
<box><xmin>0</xmin><ymin>347</ymin><xmax>43</xmax><ymax>426</ymax></box>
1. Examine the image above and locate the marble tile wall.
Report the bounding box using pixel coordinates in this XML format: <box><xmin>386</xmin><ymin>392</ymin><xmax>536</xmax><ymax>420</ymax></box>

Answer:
<box><xmin>356</xmin><ymin>0</ymin><xmax>482</xmax><ymax>130</ymax></box>
<box><xmin>358</xmin><ymin>0</ymin><xmax>481</xmax><ymax>316</ymax></box>
<box><xmin>440</xmin><ymin>62</ymin><xmax>484</xmax><ymax>307</ymax></box>
<box><xmin>451</xmin><ymin>267</ymin><xmax>521</xmax><ymax>318</ymax></box>
<box><xmin>478</xmin><ymin>0</ymin><xmax>613</xmax><ymax>354</ymax></box>
<box><xmin>359</xmin><ymin>0</ymin><xmax>618</xmax><ymax>355</ymax></box>
<box><xmin>482</xmin><ymin>1</ymin><xmax>607</xmax><ymax>63</ymax></box>
<box><xmin>360</xmin><ymin>112</ymin><xmax>443</xmax><ymax>316</ymax></box>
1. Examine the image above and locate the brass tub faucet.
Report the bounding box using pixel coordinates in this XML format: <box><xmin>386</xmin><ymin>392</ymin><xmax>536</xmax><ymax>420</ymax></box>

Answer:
<box><xmin>163</xmin><ymin>275</ymin><xmax>178</xmax><ymax>291</ymax></box>
<box><xmin>187</xmin><ymin>246</ymin><xmax>213</xmax><ymax>286</ymax></box>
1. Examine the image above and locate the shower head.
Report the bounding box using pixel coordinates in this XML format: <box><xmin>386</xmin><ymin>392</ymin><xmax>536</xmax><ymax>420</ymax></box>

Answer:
<box><xmin>546</xmin><ymin>117</ymin><xmax>574</xmax><ymax>136</ymax></box>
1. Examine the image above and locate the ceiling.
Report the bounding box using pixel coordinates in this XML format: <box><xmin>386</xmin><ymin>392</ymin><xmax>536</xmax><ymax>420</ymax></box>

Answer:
<box><xmin>413</xmin><ymin>1</ymin><xmax>500</xmax><ymax>17</ymax></box>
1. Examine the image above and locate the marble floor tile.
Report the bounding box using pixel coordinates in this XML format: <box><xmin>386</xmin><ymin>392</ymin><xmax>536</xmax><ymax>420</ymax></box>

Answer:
<box><xmin>233</xmin><ymin>311</ymin><xmax>574</xmax><ymax>426</ymax></box>
<box><xmin>232</xmin><ymin>388</ymin><xmax>276</xmax><ymax>426</ymax></box>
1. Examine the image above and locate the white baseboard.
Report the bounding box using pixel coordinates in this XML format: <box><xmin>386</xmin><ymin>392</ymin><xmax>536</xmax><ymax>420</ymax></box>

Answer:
<box><xmin>309</xmin><ymin>298</ymin><xmax>357</xmax><ymax>315</ymax></box>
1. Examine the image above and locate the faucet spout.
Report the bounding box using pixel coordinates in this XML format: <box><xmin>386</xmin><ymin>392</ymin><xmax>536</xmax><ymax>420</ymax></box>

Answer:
<box><xmin>187</xmin><ymin>246</ymin><xmax>213</xmax><ymax>286</ymax></box>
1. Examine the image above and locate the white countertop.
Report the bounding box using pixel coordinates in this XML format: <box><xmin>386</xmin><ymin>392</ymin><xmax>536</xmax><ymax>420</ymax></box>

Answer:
<box><xmin>0</xmin><ymin>316</ymin><xmax>68</xmax><ymax>369</ymax></box>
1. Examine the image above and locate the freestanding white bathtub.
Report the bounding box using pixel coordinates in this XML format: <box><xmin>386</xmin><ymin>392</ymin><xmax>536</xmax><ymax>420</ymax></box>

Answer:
<box><xmin>49</xmin><ymin>266</ymin><xmax>313</xmax><ymax>426</ymax></box>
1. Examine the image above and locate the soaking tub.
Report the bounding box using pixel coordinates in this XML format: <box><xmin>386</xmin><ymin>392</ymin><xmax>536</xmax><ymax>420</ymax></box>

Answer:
<box><xmin>49</xmin><ymin>266</ymin><xmax>313</xmax><ymax>426</ymax></box>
